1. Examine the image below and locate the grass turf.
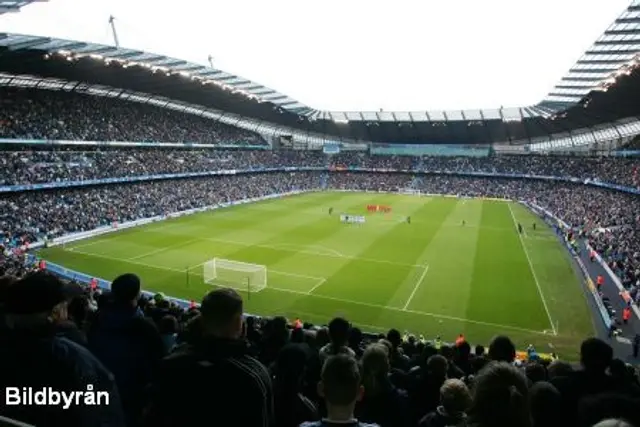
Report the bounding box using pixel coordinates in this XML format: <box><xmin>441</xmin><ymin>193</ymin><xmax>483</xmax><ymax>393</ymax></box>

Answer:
<box><xmin>38</xmin><ymin>191</ymin><xmax>595</xmax><ymax>356</ymax></box>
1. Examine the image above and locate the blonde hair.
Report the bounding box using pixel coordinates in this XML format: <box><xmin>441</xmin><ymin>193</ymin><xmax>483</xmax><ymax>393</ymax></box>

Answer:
<box><xmin>361</xmin><ymin>344</ymin><xmax>390</xmax><ymax>397</ymax></box>
<box><xmin>440</xmin><ymin>379</ymin><xmax>472</xmax><ymax>415</ymax></box>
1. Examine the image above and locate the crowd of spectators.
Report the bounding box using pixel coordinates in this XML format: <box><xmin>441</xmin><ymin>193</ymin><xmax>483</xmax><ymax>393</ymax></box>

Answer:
<box><xmin>0</xmin><ymin>87</ymin><xmax>638</xmax><ymax>190</ymax></box>
<box><xmin>0</xmin><ymin>87</ymin><xmax>266</xmax><ymax>146</ymax></box>
<box><xmin>0</xmin><ymin>270</ymin><xmax>638</xmax><ymax>427</ymax></box>
<box><xmin>0</xmin><ymin>146</ymin><xmax>638</xmax><ymax>189</ymax></box>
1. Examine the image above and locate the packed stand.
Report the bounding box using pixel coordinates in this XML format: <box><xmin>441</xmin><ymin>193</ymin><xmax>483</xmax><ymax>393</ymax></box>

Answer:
<box><xmin>0</xmin><ymin>269</ymin><xmax>639</xmax><ymax>427</ymax></box>
<box><xmin>0</xmin><ymin>87</ymin><xmax>266</xmax><ymax>146</ymax></box>
<box><xmin>1</xmin><ymin>145</ymin><xmax>639</xmax><ymax>190</ymax></box>
<box><xmin>331</xmin><ymin>152</ymin><xmax>640</xmax><ymax>190</ymax></box>
<box><xmin>0</xmin><ymin>147</ymin><xmax>327</xmax><ymax>185</ymax></box>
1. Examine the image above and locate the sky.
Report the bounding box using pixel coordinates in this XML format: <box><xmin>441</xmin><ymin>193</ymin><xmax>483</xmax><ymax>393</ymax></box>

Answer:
<box><xmin>0</xmin><ymin>0</ymin><xmax>630</xmax><ymax>111</ymax></box>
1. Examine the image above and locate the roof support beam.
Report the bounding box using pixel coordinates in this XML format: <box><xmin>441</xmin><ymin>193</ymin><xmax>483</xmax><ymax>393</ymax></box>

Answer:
<box><xmin>108</xmin><ymin>51</ymin><xmax>144</xmax><ymax>59</ymax></box>
<box><xmin>568</xmin><ymin>67</ymin><xmax>618</xmax><ymax>73</ymax></box>
<box><xmin>8</xmin><ymin>38</ymin><xmax>51</xmax><ymax>50</ymax></box>
<box><xmin>604</xmin><ymin>29</ymin><xmax>640</xmax><ymax>36</ymax></box>
<box><xmin>576</xmin><ymin>59</ymin><xmax>628</xmax><ymax>65</ymax></box>
<box><xmin>616</xmin><ymin>17</ymin><xmax>640</xmax><ymax>24</ymax></box>
<box><xmin>585</xmin><ymin>48</ymin><xmax>639</xmax><ymax>55</ymax></box>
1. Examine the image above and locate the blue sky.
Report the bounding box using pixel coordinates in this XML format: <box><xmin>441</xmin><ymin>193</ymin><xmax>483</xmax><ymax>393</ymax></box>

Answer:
<box><xmin>0</xmin><ymin>0</ymin><xmax>630</xmax><ymax>111</ymax></box>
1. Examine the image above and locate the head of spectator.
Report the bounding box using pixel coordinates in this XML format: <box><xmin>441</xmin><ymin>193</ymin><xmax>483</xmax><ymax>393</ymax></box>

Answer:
<box><xmin>489</xmin><ymin>335</ymin><xmax>516</xmax><ymax>363</ymax></box>
<box><xmin>110</xmin><ymin>273</ymin><xmax>141</xmax><ymax>308</ymax></box>
<box><xmin>592</xmin><ymin>420</ymin><xmax>635</xmax><ymax>427</ymax></box>
<box><xmin>547</xmin><ymin>359</ymin><xmax>573</xmax><ymax>380</ymax></box>
<box><xmin>439</xmin><ymin>378</ymin><xmax>472</xmax><ymax>418</ymax></box>
<box><xmin>317</xmin><ymin>355</ymin><xmax>362</xmax><ymax>423</ymax></box>
<box><xmin>200</xmin><ymin>288</ymin><xmax>243</xmax><ymax>339</ymax></box>
<box><xmin>360</xmin><ymin>344</ymin><xmax>390</xmax><ymax>397</ymax></box>
<box><xmin>427</xmin><ymin>354</ymin><xmax>449</xmax><ymax>380</ymax></box>
<box><xmin>4</xmin><ymin>270</ymin><xmax>81</xmax><ymax>329</ymax></box>
<box><xmin>377</xmin><ymin>338</ymin><xmax>393</xmax><ymax>354</ymax></box>
<box><xmin>328</xmin><ymin>317</ymin><xmax>351</xmax><ymax>347</ymax></box>
<box><xmin>475</xmin><ymin>344</ymin><xmax>486</xmax><ymax>357</ymax></box>
<box><xmin>469</xmin><ymin>362</ymin><xmax>531</xmax><ymax>427</ymax></box>
<box><xmin>290</xmin><ymin>326</ymin><xmax>305</xmax><ymax>343</ymax></box>
<box><xmin>529</xmin><ymin>381</ymin><xmax>562</xmax><ymax>427</ymax></box>
<box><xmin>319</xmin><ymin>317</ymin><xmax>356</xmax><ymax>362</ymax></box>
<box><xmin>386</xmin><ymin>328</ymin><xmax>402</xmax><ymax>349</ymax></box>
<box><xmin>267</xmin><ymin>316</ymin><xmax>289</xmax><ymax>342</ymax></box>
<box><xmin>456</xmin><ymin>340</ymin><xmax>471</xmax><ymax>359</ymax></box>
<box><xmin>525</xmin><ymin>362</ymin><xmax>547</xmax><ymax>384</ymax></box>
<box><xmin>580</xmin><ymin>338</ymin><xmax>613</xmax><ymax>374</ymax></box>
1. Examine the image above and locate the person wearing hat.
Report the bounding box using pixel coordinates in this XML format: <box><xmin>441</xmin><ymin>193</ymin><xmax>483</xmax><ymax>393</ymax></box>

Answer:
<box><xmin>0</xmin><ymin>271</ymin><xmax>124</xmax><ymax>427</ymax></box>
<box><xmin>144</xmin><ymin>287</ymin><xmax>273</xmax><ymax>427</ymax></box>
<box><xmin>88</xmin><ymin>273</ymin><xmax>165</xmax><ymax>427</ymax></box>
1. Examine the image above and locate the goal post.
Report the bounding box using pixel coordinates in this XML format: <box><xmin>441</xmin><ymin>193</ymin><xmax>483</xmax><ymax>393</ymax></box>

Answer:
<box><xmin>203</xmin><ymin>258</ymin><xmax>267</xmax><ymax>293</ymax></box>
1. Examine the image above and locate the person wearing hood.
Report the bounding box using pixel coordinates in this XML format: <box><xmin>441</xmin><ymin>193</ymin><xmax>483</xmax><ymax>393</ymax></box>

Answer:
<box><xmin>88</xmin><ymin>273</ymin><xmax>165</xmax><ymax>427</ymax></box>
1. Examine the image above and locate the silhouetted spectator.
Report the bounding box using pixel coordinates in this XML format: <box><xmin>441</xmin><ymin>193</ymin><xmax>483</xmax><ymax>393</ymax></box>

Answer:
<box><xmin>356</xmin><ymin>344</ymin><xmax>409</xmax><ymax>427</ymax></box>
<box><xmin>88</xmin><ymin>273</ymin><xmax>165</xmax><ymax>426</ymax></box>
<box><xmin>319</xmin><ymin>317</ymin><xmax>356</xmax><ymax>363</ymax></box>
<box><xmin>272</xmin><ymin>344</ymin><xmax>319</xmax><ymax>427</ymax></box>
<box><xmin>301</xmin><ymin>354</ymin><xmax>378</xmax><ymax>427</ymax></box>
<box><xmin>529</xmin><ymin>381</ymin><xmax>563</xmax><ymax>427</ymax></box>
<box><xmin>0</xmin><ymin>271</ymin><xmax>124</xmax><ymax>427</ymax></box>
<box><xmin>418</xmin><ymin>379</ymin><xmax>471</xmax><ymax>427</ymax></box>
<box><xmin>488</xmin><ymin>335</ymin><xmax>517</xmax><ymax>363</ymax></box>
<box><xmin>144</xmin><ymin>288</ymin><xmax>273</xmax><ymax>427</ymax></box>
<box><xmin>468</xmin><ymin>362</ymin><xmax>530</xmax><ymax>427</ymax></box>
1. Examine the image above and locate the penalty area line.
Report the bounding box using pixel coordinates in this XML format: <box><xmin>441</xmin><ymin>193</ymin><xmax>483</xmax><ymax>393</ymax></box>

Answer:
<box><xmin>402</xmin><ymin>265</ymin><xmax>430</xmax><ymax>311</ymax></box>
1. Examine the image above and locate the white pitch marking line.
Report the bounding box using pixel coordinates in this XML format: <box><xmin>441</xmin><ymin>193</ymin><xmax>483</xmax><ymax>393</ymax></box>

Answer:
<box><xmin>306</xmin><ymin>278</ymin><xmax>327</xmax><ymax>294</ymax></box>
<box><xmin>265</xmin><ymin>284</ymin><xmax>548</xmax><ymax>336</ymax></box>
<box><xmin>270</xmin><ymin>243</ymin><xmax>345</xmax><ymax>257</ymax></box>
<box><xmin>270</xmin><ymin>269</ymin><xmax>325</xmax><ymax>282</ymax></box>
<box><xmin>57</xmin><ymin>247</ymin><xmax>549</xmax><ymax>337</ymax></box>
<box><xmin>403</xmin><ymin>265</ymin><xmax>430</xmax><ymax>311</ymax></box>
<box><xmin>66</xmin><ymin>247</ymin><xmax>208</xmax><ymax>273</ymax></box>
<box><xmin>129</xmin><ymin>238</ymin><xmax>201</xmax><ymax>260</ymax></box>
<box><xmin>205</xmin><ymin>237</ymin><xmax>424</xmax><ymax>268</ymax></box>
<box><xmin>507</xmin><ymin>203</ymin><xmax>557</xmax><ymax>336</ymax></box>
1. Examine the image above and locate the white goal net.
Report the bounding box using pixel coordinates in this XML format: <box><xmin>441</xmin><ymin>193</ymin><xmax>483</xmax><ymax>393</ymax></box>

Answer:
<box><xmin>203</xmin><ymin>258</ymin><xmax>267</xmax><ymax>293</ymax></box>
<box><xmin>400</xmin><ymin>189</ymin><xmax>422</xmax><ymax>196</ymax></box>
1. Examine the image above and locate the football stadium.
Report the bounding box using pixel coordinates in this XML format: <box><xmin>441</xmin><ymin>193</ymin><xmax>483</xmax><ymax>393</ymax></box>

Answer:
<box><xmin>1</xmin><ymin>1</ymin><xmax>640</xmax><ymax>426</ymax></box>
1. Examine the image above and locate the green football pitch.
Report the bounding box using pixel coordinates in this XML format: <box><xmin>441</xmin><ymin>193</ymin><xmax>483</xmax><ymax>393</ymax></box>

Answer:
<box><xmin>38</xmin><ymin>191</ymin><xmax>595</xmax><ymax>356</ymax></box>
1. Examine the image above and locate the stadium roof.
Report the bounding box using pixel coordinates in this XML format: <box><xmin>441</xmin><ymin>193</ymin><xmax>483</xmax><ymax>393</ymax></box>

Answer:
<box><xmin>0</xmin><ymin>2</ymin><xmax>637</xmax><ymax>124</ymax></box>
<box><xmin>540</xmin><ymin>0</ymin><xmax>640</xmax><ymax>110</ymax></box>
<box><xmin>0</xmin><ymin>3</ymin><xmax>639</xmax><ymax>144</ymax></box>
<box><xmin>0</xmin><ymin>32</ymin><xmax>313</xmax><ymax>115</ymax></box>
<box><xmin>0</xmin><ymin>0</ymin><xmax>45</xmax><ymax>14</ymax></box>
